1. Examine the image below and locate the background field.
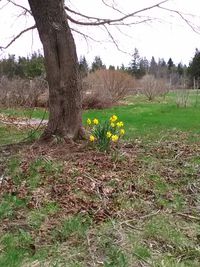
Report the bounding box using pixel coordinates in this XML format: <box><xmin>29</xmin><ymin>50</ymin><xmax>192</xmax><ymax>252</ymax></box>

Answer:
<box><xmin>1</xmin><ymin>91</ymin><xmax>200</xmax><ymax>144</ymax></box>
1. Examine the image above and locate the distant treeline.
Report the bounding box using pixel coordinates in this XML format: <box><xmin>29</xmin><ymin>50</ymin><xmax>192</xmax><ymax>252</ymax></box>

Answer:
<box><xmin>1</xmin><ymin>48</ymin><xmax>200</xmax><ymax>86</ymax></box>
<box><xmin>0</xmin><ymin>52</ymin><xmax>45</xmax><ymax>79</ymax></box>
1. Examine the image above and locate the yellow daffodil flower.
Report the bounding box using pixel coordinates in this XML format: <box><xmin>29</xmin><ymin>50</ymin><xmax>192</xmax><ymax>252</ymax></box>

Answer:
<box><xmin>110</xmin><ymin>115</ymin><xmax>118</xmax><ymax>123</ymax></box>
<box><xmin>116</xmin><ymin>121</ymin><xmax>124</xmax><ymax>127</ymax></box>
<box><xmin>111</xmin><ymin>135</ymin><xmax>119</xmax><ymax>142</ymax></box>
<box><xmin>89</xmin><ymin>135</ymin><xmax>95</xmax><ymax>142</ymax></box>
<box><xmin>106</xmin><ymin>131</ymin><xmax>112</xmax><ymax>138</ymax></box>
<box><xmin>120</xmin><ymin>129</ymin><xmax>125</xmax><ymax>135</ymax></box>
<box><xmin>93</xmin><ymin>118</ymin><xmax>99</xmax><ymax>125</ymax></box>
<box><xmin>87</xmin><ymin>118</ymin><xmax>91</xmax><ymax>125</ymax></box>
<box><xmin>110</xmin><ymin>122</ymin><xmax>115</xmax><ymax>128</ymax></box>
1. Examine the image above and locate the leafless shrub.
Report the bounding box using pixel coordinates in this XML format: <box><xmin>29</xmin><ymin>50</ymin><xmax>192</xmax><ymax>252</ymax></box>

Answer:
<box><xmin>82</xmin><ymin>92</ymin><xmax>112</xmax><ymax>109</ymax></box>
<box><xmin>81</xmin><ymin>79</ymin><xmax>111</xmax><ymax>109</ymax></box>
<box><xmin>0</xmin><ymin>76</ymin><xmax>48</xmax><ymax>108</ymax></box>
<box><xmin>175</xmin><ymin>89</ymin><xmax>190</xmax><ymax>107</ymax></box>
<box><xmin>82</xmin><ymin>69</ymin><xmax>136</xmax><ymax>108</ymax></box>
<box><xmin>35</xmin><ymin>91</ymin><xmax>49</xmax><ymax>107</ymax></box>
<box><xmin>139</xmin><ymin>75</ymin><xmax>170</xmax><ymax>101</ymax></box>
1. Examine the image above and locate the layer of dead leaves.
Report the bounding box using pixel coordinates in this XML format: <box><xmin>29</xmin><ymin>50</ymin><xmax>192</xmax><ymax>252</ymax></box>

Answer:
<box><xmin>1</xmin><ymin>142</ymin><xmax>140</xmax><ymax>222</ymax></box>
<box><xmin>1</xmin><ymin>133</ymin><xmax>200</xmax><ymax>243</ymax></box>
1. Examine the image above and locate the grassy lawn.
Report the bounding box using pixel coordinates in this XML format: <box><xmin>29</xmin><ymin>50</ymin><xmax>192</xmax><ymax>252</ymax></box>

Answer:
<box><xmin>0</xmin><ymin>92</ymin><xmax>200</xmax><ymax>266</ymax></box>
<box><xmin>84</xmin><ymin>101</ymin><xmax>200</xmax><ymax>139</ymax></box>
<box><xmin>0</xmin><ymin>107</ymin><xmax>48</xmax><ymax>121</ymax></box>
<box><xmin>1</xmin><ymin>91</ymin><xmax>200</xmax><ymax>143</ymax></box>
<box><xmin>0</xmin><ymin>124</ymin><xmax>27</xmax><ymax>145</ymax></box>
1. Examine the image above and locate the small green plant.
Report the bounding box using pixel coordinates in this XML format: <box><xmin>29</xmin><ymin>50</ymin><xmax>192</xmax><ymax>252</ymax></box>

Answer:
<box><xmin>28</xmin><ymin>202</ymin><xmax>59</xmax><ymax>229</ymax></box>
<box><xmin>86</xmin><ymin>115</ymin><xmax>125</xmax><ymax>152</ymax></box>
<box><xmin>0</xmin><ymin>231</ymin><xmax>34</xmax><ymax>267</ymax></box>
<box><xmin>53</xmin><ymin>214</ymin><xmax>92</xmax><ymax>242</ymax></box>
<box><xmin>0</xmin><ymin>195</ymin><xmax>27</xmax><ymax>220</ymax></box>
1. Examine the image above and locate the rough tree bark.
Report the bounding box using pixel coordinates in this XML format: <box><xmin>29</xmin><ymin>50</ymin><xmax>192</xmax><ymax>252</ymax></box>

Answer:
<box><xmin>28</xmin><ymin>0</ymin><xmax>83</xmax><ymax>141</ymax></box>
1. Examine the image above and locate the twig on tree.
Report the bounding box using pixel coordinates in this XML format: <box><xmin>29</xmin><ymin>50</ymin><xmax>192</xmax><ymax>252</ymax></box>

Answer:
<box><xmin>102</xmin><ymin>24</ymin><xmax>130</xmax><ymax>55</ymax></box>
<box><xmin>71</xmin><ymin>27</ymin><xmax>101</xmax><ymax>43</ymax></box>
<box><xmin>101</xmin><ymin>0</ymin><xmax>126</xmax><ymax>16</ymax></box>
<box><xmin>159</xmin><ymin>6</ymin><xmax>200</xmax><ymax>34</ymax></box>
<box><xmin>0</xmin><ymin>25</ymin><xmax>36</xmax><ymax>49</ymax></box>
<box><xmin>7</xmin><ymin>0</ymin><xmax>32</xmax><ymax>16</ymax></box>
<box><xmin>115</xmin><ymin>25</ymin><xmax>132</xmax><ymax>39</ymax></box>
<box><xmin>112</xmin><ymin>17</ymin><xmax>155</xmax><ymax>26</ymax></box>
<box><xmin>65</xmin><ymin>5</ymin><xmax>109</xmax><ymax>22</ymax></box>
<box><xmin>0</xmin><ymin>1</ymin><xmax>9</xmax><ymax>10</ymax></box>
<box><xmin>65</xmin><ymin>0</ymin><xmax>169</xmax><ymax>26</ymax></box>
<box><xmin>71</xmin><ymin>27</ymin><xmax>102</xmax><ymax>53</ymax></box>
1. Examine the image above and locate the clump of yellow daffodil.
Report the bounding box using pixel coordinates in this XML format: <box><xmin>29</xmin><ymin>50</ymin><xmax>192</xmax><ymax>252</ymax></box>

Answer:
<box><xmin>93</xmin><ymin>118</ymin><xmax>99</xmax><ymax>125</ymax></box>
<box><xmin>86</xmin><ymin>114</ymin><xmax>125</xmax><ymax>152</ymax></box>
<box><xmin>116</xmin><ymin>121</ymin><xmax>124</xmax><ymax>127</ymax></box>
<box><xmin>106</xmin><ymin>131</ymin><xmax>112</xmax><ymax>138</ymax></box>
<box><xmin>87</xmin><ymin>118</ymin><xmax>92</xmax><ymax>125</ymax></box>
<box><xmin>111</xmin><ymin>135</ymin><xmax>119</xmax><ymax>142</ymax></box>
<box><xmin>120</xmin><ymin>129</ymin><xmax>125</xmax><ymax>136</ymax></box>
<box><xmin>110</xmin><ymin>115</ymin><xmax>118</xmax><ymax>123</ymax></box>
<box><xmin>89</xmin><ymin>135</ymin><xmax>95</xmax><ymax>142</ymax></box>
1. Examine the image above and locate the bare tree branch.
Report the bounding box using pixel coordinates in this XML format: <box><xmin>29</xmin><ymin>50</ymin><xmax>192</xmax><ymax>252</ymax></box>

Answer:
<box><xmin>65</xmin><ymin>5</ymin><xmax>109</xmax><ymax>22</ymax></box>
<box><xmin>102</xmin><ymin>24</ymin><xmax>130</xmax><ymax>55</ymax></box>
<box><xmin>1</xmin><ymin>0</ymin><xmax>199</xmax><ymax>54</ymax></box>
<box><xmin>101</xmin><ymin>0</ymin><xmax>126</xmax><ymax>16</ymax></box>
<box><xmin>71</xmin><ymin>27</ymin><xmax>101</xmax><ymax>43</ymax></box>
<box><xmin>0</xmin><ymin>1</ymin><xmax>9</xmax><ymax>10</ymax></box>
<box><xmin>65</xmin><ymin>0</ymin><xmax>169</xmax><ymax>26</ymax></box>
<box><xmin>7</xmin><ymin>0</ymin><xmax>32</xmax><ymax>16</ymax></box>
<box><xmin>111</xmin><ymin>17</ymin><xmax>156</xmax><ymax>26</ymax></box>
<box><xmin>0</xmin><ymin>25</ymin><xmax>36</xmax><ymax>49</ymax></box>
<box><xmin>159</xmin><ymin>6</ymin><xmax>200</xmax><ymax>34</ymax></box>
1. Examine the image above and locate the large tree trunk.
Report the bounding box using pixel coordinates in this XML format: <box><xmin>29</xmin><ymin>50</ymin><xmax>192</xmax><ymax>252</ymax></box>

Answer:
<box><xmin>28</xmin><ymin>0</ymin><xmax>83</xmax><ymax>141</ymax></box>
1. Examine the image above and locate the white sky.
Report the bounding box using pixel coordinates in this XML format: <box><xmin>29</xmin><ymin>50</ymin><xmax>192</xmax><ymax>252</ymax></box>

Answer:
<box><xmin>0</xmin><ymin>0</ymin><xmax>200</xmax><ymax>67</ymax></box>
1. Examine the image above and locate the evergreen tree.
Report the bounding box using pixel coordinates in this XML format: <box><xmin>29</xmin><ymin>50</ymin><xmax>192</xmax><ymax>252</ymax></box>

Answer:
<box><xmin>139</xmin><ymin>57</ymin><xmax>149</xmax><ymax>75</ymax></box>
<box><xmin>15</xmin><ymin>56</ymin><xmax>27</xmax><ymax>78</ymax></box>
<box><xmin>167</xmin><ymin>58</ymin><xmax>174</xmax><ymax>72</ymax></box>
<box><xmin>0</xmin><ymin>52</ymin><xmax>45</xmax><ymax>79</ymax></box>
<box><xmin>120</xmin><ymin>64</ymin><xmax>125</xmax><ymax>71</ymax></box>
<box><xmin>79</xmin><ymin>56</ymin><xmax>89</xmax><ymax>77</ymax></box>
<box><xmin>149</xmin><ymin>56</ymin><xmax>158</xmax><ymax>77</ymax></box>
<box><xmin>25</xmin><ymin>52</ymin><xmax>45</xmax><ymax>78</ymax></box>
<box><xmin>188</xmin><ymin>49</ymin><xmax>200</xmax><ymax>80</ymax></box>
<box><xmin>0</xmin><ymin>54</ymin><xmax>17</xmax><ymax>78</ymax></box>
<box><xmin>177</xmin><ymin>62</ymin><xmax>184</xmax><ymax>77</ymax></box>
<box><xmin>128</xmin><ymin>48</ymin><xmax>140</xmax><ymax>76</ymax></box>
<box><xmin>91</xmin><ymin>56</ymin><xmax>106</xmax><ymax>72</ymax></box>
<box><xmin>157</xmin><ymin>58</ymin><xmax>167</xmax><ymax>79</ymax></box>
<box><xmin>128</xmin><ymin>48</ymin><xmax>146</xmax><ymax>79</ymax></box>
<box><xmin>108</xmin><ymin>65</ymin><xmax>115</xmax><ymax>70</ymax></box>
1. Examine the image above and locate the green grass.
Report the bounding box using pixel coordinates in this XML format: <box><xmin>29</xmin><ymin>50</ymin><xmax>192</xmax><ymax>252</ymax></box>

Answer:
<box><xmin>0</xmin><ymin>123</ymin><xmax>28</xmax><ymax>145</ymax></box>
<box><xmin>1</xmin><ymin>91</ymin><xmax>200</xmax><ymax>144</ymax></box>
<box><xmin>0</xmin><ymin>232</ymin><xmax>33</xmax><ymax>267</ymax></box>
<box><xmin>1</xmin><ymin>91</ymin><xmax>200</xmax><ymax>266</ymax></box>
<box><xmin>28</xmin><ymin>202</ymin><xmax>60</xmax><ymax>229</ymax></box>
<box><xmin>84</xmin><ymin>94</ymin><xmax>200</xmax><ymax>139</ymax></box>
<box><xmin>0</xmin><ymin>107</ymin><xmax>48</xmax><ymax>120</ymax></box>
<box><xmin>0</xmin><ymin>195</ymin><xmax>27</xmax><ymax>221</ymax></box>
<box><xmin>53</xmin><ymin>214</ymin><xmax>92</xmax><ymax>242</ymax></box>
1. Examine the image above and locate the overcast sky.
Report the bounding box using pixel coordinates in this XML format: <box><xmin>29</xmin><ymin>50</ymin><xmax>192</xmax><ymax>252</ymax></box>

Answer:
<box><xmin>0</xmin><ymin>0</ymin><xmax>200</xmax><ymax>67</ymax></box>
